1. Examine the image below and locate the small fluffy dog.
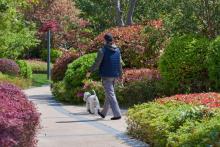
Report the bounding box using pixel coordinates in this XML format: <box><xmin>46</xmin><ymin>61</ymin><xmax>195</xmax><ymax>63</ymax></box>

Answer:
<box><xmin>83</xmin><ymin>90</ymin><xmax>100</xmax><ymax>114</ymax></box>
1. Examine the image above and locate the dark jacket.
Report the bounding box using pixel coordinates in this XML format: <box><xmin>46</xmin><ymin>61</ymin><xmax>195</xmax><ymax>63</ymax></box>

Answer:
<box><xmin>89</xmin><ymin>44</ymin><xmax>123</xmax><ymax>77</ymax></box>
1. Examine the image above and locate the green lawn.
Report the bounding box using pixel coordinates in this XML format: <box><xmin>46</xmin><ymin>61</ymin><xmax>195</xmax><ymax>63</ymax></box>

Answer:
<box><xmin>32</xmin><ymin>74</ymin><xmax>50</xmax><ymax>87</ymax></box>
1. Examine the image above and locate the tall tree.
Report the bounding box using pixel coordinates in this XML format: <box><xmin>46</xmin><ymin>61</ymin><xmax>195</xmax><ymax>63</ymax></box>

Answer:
<box><xmin>126</xmin><ymin>0</ymin><xmax>137</xmax><ymax>25</ymax></box>
<box><xmin>114</xmin><ymin>0</ymin><xmax>124</xmax><ymax>26</ymax></box>
<box><xmin>114</xmin><ymin>0</ymin><xmax>138</xmax><ymax>26</ymax></box>
<box><xmin>25</xmin><ymin>0</ymin><xmax>92</xmax><ymax>49</ymax></box>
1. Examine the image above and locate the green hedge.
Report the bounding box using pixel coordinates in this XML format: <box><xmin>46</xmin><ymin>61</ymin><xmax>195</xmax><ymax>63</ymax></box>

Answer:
<box><xmin>127</xmin><ymin>101</ymin><xmax>220</xmax><ymax>146</ymax></box>
<box><xmin>52</xmin><ymin>81</ymin><xmax>86</xmax><ymax>104</ymax></box>
<box><xmin>207</xmin><ymin>36</ymin><xmax>220</xmax><ymax>90</ymax></box>
<box><xmin>116</xmin><ymin>80</ymin><xmax>161</xmax><ymax>107</ymax></box>
<box><xmin>159</xmin><ymin>34</ymin><xmax>210</xmax><ymax>93</ymax></box>
<box><xmin>40</xmin><ymin>49</ymin><xmax>63</xmax><ymax>63</ymax></box>
<box><xmin>64</xmin><ymin>53</ymin><xmax>98</xmax><ymax>89</ymax></box>
<box><xmin>16</xmin><ymin>60</ymin><xmax>32</xmax><ymax>79</ymax></box>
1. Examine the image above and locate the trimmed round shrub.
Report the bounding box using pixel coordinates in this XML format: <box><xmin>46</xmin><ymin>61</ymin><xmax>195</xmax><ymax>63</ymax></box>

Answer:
<box><xmin>52</xmin><ymin>51</ymin><xmax>79</xmax><ymax>82</ymax></box>
<box><xmin>207</xmin><ymin>36</ymin><xmax>220</xmax><ymax>90</ymax></box>
<box><xmin>0</xmin><ymin>83</ymin><xmax>40</xmax><ymax>146</ymax></box>
<box><xmin>159</xmin><ymin>35</ymin><xmax>210</xmax><ymax>93</ymax></box>
<box><xmin>64</xmin><ymin>53</ymin><xmax>98</xmax><ymax>88</ymax></box>
<box><xmin>0</xmin><ymin>58</ymin><xmax>20</xmax><ymax>76</ymax></box>
<box><xmin>40</xmin><ymin>48</ymin><xmax>63</xmax><ymax>63</ymax></box>
<box><xmin>87</xmin><ymin>24</ymin><xmax>165</xmax><ymax>68</ymax></box>
<box><xmin>16</xmin><ymin>60</ymin><xmax>32</xmax><ymax>79</ymax></box>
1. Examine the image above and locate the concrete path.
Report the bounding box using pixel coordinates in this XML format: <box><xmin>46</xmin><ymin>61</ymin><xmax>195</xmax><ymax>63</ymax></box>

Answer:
<box><xmin>24</xmin><ymin>86</ymin><xmax>148</xmax><ymax>147</ymax></box>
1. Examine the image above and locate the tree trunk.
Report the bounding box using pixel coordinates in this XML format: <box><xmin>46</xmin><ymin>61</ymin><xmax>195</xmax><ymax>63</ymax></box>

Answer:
<box><xmin>113</xmin><ymin>0</ymin><xmax>124</xmax><ymax>26</ymax></box>
<box><xmin>126</xmin><ymin>0</ymin><xmax>137</xmax><ymax>25</ymax></box>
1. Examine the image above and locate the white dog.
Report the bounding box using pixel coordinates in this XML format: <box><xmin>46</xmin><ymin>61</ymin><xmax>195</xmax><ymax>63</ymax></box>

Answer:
<box><xmin>83</xmin><ymin>90</ymin><xmax>100</xmax><ymax>115</ymax></box>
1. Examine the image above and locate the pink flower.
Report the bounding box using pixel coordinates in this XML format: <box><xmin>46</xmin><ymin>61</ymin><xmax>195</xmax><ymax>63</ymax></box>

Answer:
<box><xmin>77</xmin><ymin>92</ymin><xmax>84</xmax><ymax>97</ymax></box>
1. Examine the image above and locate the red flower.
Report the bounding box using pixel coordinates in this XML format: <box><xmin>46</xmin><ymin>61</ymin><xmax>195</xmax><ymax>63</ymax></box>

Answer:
<box><xmin>158</xmin><ymin>92</ymin><xmax>220</xmax><ymax>108</ymax></box>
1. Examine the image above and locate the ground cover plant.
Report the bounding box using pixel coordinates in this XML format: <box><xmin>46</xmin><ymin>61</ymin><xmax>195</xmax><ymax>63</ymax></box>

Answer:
<box><xmin>0</xmin><ymin>73</ymin><xmax>31</xmax><ymax>89</ymax></box>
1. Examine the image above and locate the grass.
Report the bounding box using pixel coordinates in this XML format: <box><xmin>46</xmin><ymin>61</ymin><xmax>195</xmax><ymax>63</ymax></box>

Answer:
<box><xmin>32</xmin><ymin>74</ymin><xmax>50</xmax><ymax>87</ymax></box>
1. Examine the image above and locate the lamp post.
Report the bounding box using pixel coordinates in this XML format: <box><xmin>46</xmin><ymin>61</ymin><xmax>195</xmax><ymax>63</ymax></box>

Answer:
<box><xmin>47</xmin><ymin>29</ymin><xmax>51</xmax><ymax>80</ymax></box>
<box><xmin>40</xmin><ymin>20</ymin><xmax>58</xmax><ymax>80</ymax></box>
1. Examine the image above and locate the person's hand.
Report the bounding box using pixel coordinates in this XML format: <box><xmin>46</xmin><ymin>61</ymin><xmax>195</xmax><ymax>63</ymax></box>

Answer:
<box><xmin>86</xmin><ymin>72</ymin><xmax>91</xmax><ymax>78</ymax></box>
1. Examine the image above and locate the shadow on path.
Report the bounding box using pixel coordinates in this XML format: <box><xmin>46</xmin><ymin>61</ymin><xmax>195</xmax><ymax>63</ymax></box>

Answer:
<box><xmin>56</xmin><ymin>118</ymin><xmax>107</xmax><ymax>123</ymax></box>
<box><xmin>27</xmin><ymin>93</ymin><xmax>149</xmax><ymax>147</ymax></box>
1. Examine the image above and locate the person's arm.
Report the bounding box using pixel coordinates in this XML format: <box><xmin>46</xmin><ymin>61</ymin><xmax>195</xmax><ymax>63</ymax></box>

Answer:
<box><xmin>89</xmin><ymin>48</ymin><xmax>104</xmax><ymax>73</ymax></box>
<box><xmin>119</xmin><ymin>54</ymin><xmax>124</xmax><ymax>78</ymax></box>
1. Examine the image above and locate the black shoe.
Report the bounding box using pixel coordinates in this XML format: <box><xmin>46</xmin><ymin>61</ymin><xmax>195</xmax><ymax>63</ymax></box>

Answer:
<box><xmin>111</xmin><ymin>116</ymin><xmax>121</xmax><ymax>120</ymax></box>
<box><xmin>88</xmin><ymin>110</ymin><xmax>93</xmax><ymax>114</ymax></box>
<box><xmin>98</xmin><ymin>110</ymin><xmax>105</xmax><ymax>118</ymax></box>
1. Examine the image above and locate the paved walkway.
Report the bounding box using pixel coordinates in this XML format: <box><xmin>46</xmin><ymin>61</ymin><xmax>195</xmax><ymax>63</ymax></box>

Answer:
<box><xmin>24</xmin><ymin>86</ymin><xmax>149</xmax><ymax>147</ymax></box>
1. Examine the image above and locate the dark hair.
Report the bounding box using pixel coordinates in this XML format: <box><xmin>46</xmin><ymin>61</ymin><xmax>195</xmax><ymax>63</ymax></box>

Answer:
<box><xmin>104</xmin><ymin>33</ymin><xmax>113</xmax><ymax>42</ymax></box>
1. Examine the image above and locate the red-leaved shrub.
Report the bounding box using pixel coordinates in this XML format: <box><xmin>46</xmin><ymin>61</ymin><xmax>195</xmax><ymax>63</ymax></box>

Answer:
<box><xmin>0</xmin><ymin>59</ymin><xmax>20</xmax><ymax>76</ymax></box>
<box><xmin>122</xmin><ymin>68</ymin><xmax>160</xmax><ymax>83</ymax></box>
<box><xmin>51</xmin><ymin>51</ymin><xmax>80</xmax><ymax>82</ymax></box>
<box><xmin>0</xmin><ymin>83</ymin><xmax>40</xmax><ymax>147</ymax></box>
<box><xmin>87</xmin><ymin>23</ymin><xmax>164</xmax><ymax>68</ymax></box>
<box><xmin>158</xmin><ymin>92</ymin><xmax>220</xmax><ymax>108</ymax></box>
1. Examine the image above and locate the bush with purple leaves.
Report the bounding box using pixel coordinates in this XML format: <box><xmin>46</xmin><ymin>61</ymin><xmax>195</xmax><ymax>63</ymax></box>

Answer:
<box><xmin>0</xmin><ymin>58</ymin><xmax>20</xmax><ymax>76</ymax></box>
<box><xmin>0</xmin><ymin>83</ymin><xmax>40</xmax><ymax>147</ymax></box>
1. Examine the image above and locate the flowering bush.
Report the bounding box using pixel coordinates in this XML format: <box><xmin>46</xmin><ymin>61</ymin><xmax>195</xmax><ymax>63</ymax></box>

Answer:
<box><xmin>0</xmin><ymin>83</ymin><xmax>40</xmax><ymax>147</ymax></box>
<box><xmin>122</xmin><ymin>68</ymin><xmax>160</xmax><ymax>84</ymax></box>
<box><xmin>158</xmin><ymin>92</ymin><xmax>220</xmax><ymax>108</ymax></box>
<box><xmin>52</xmin><ymin>51</ymin><xmax>79</xmax><ymax>82</ymax></box>
<box><xmin>0</xmin><ymin>58</ymin><xmax>20</xmax><ymax>76</ymax></box>
<box><xmin>16</xmin><ymin>60</ymin><xmax>32</xmax><ymax>79</ymax></box>
<box><xmin>87</xmin><ymin>24</ymin><xmax>164</xmax><ymax>68</ymax></box>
